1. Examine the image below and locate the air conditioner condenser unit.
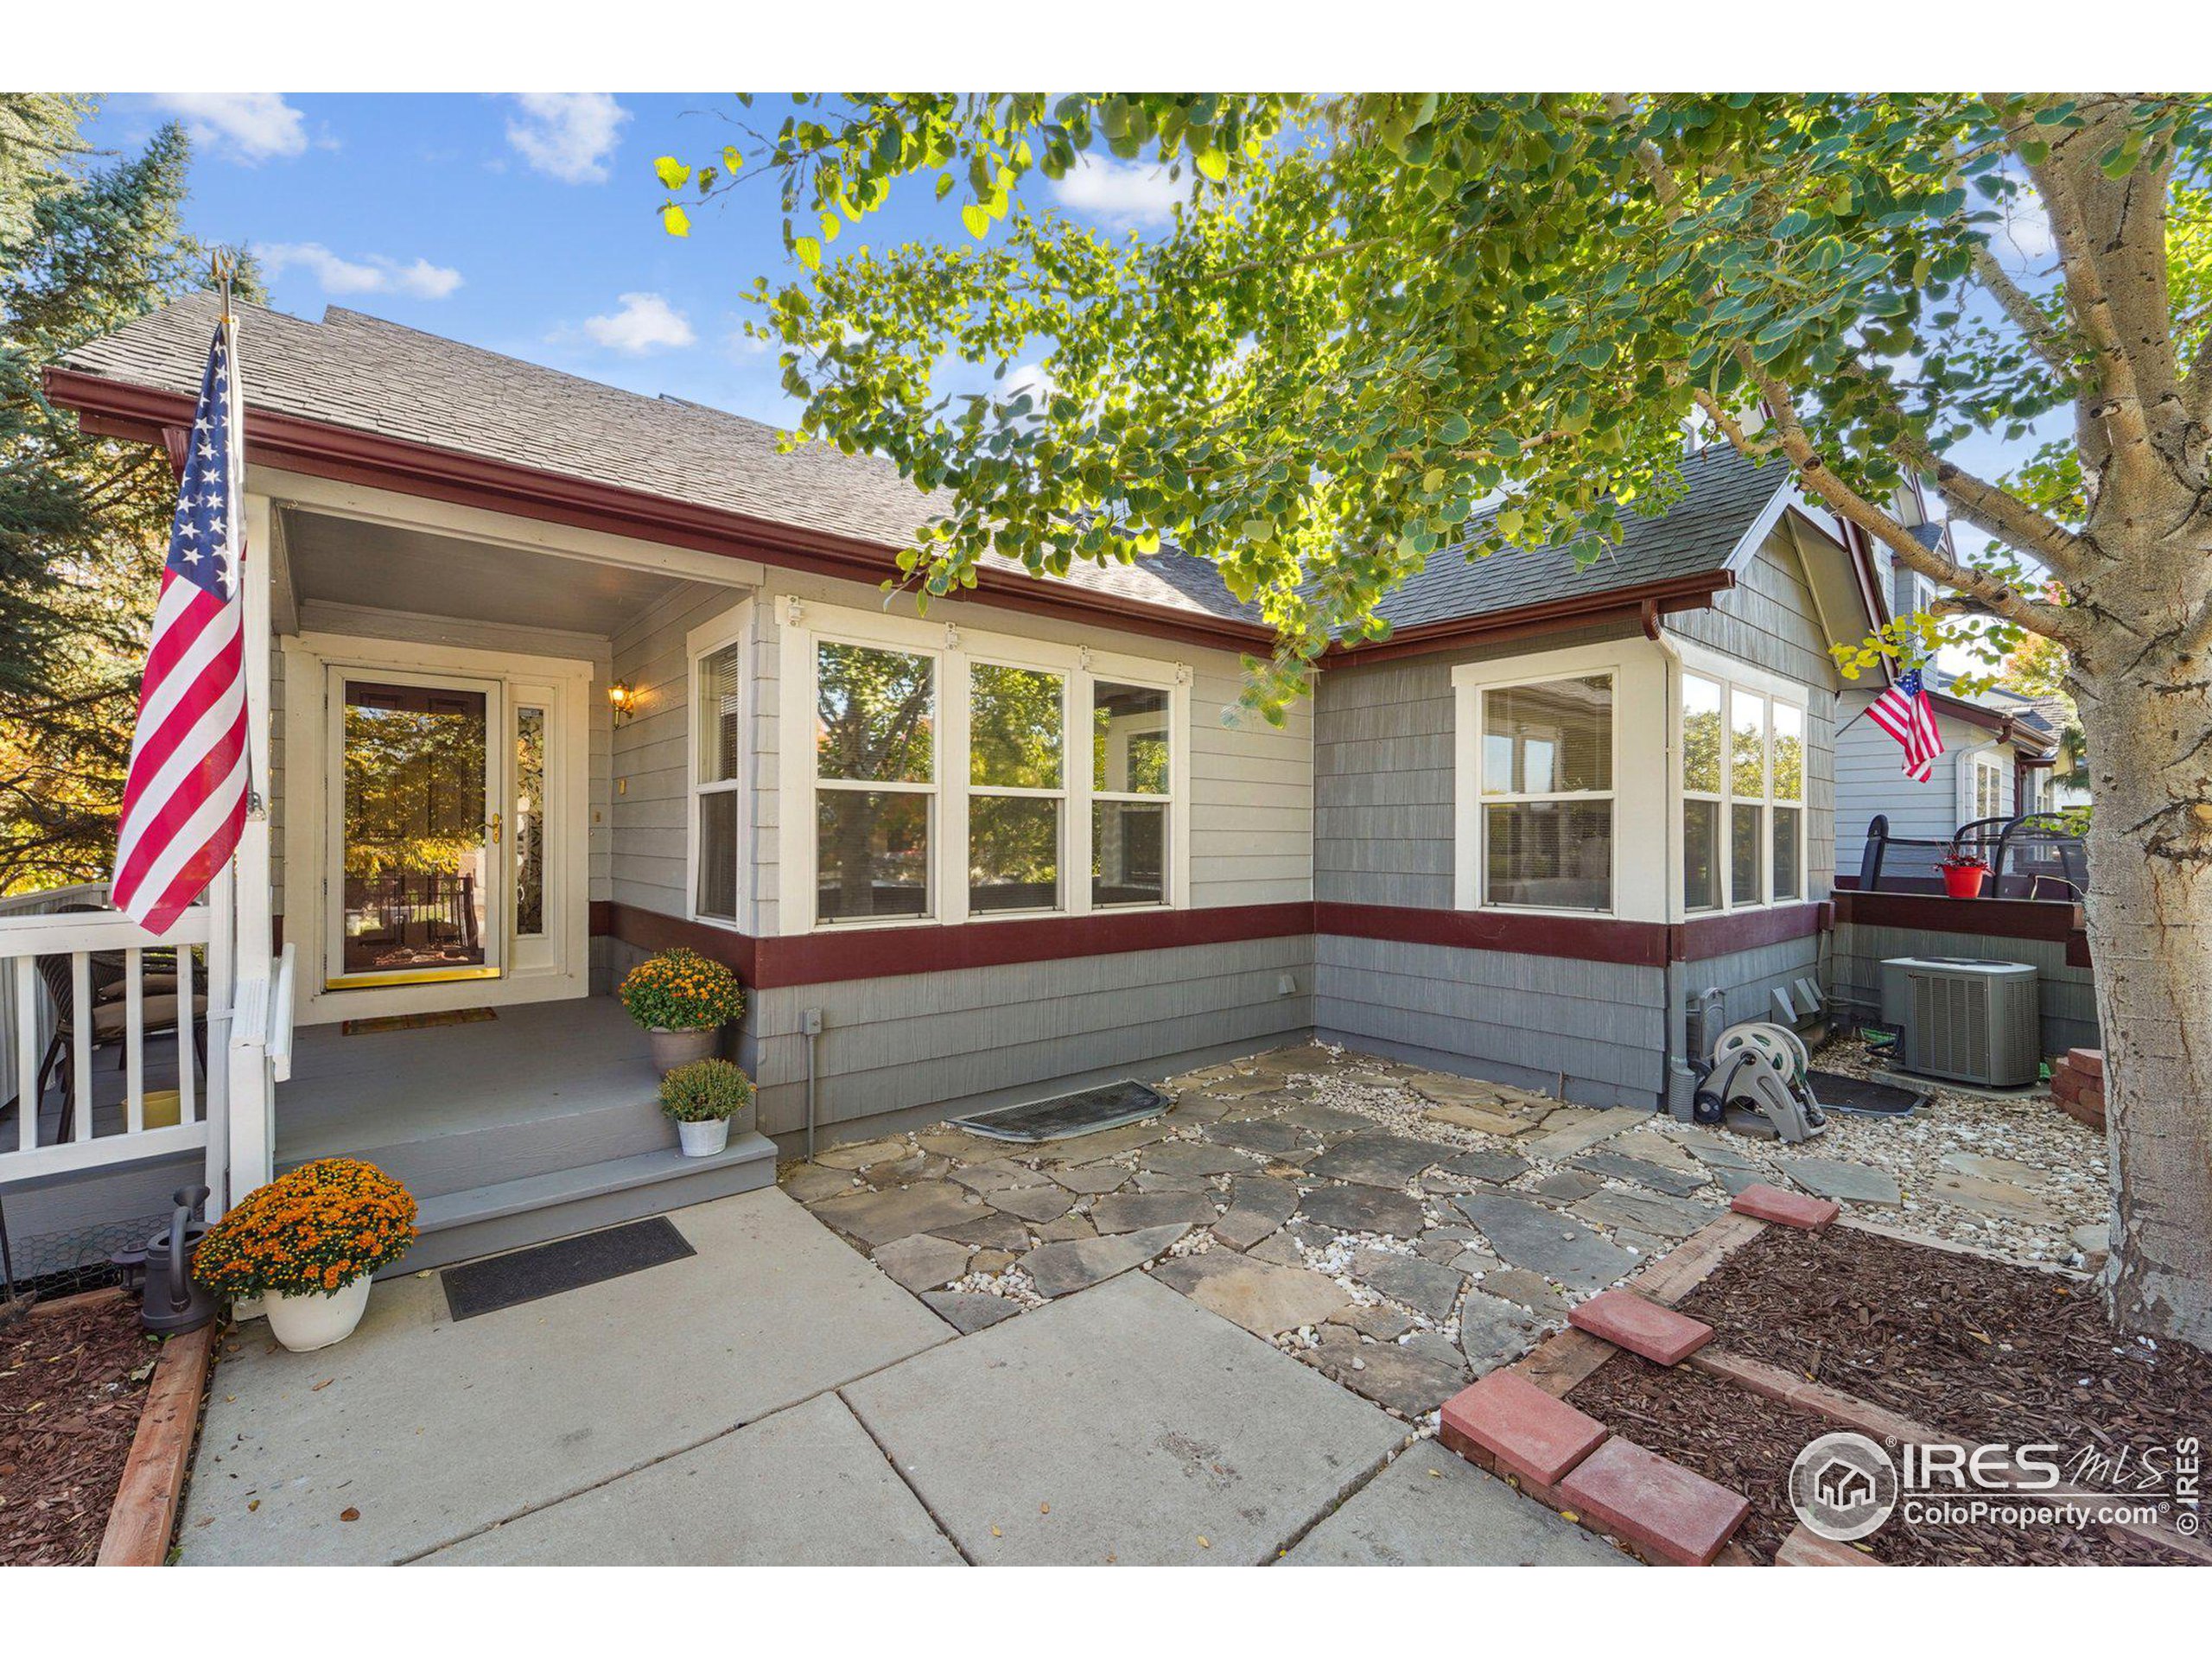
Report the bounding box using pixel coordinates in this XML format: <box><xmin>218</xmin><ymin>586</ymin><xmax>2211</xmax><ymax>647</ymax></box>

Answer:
<box><xmin>1878</xmin><ymin>957</ymin><xmax>2042</xmax><ymax>1088</ymax></box>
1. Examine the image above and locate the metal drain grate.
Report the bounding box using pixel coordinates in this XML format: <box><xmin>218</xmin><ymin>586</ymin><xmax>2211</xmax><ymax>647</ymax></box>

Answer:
<box><xmin>949</xmin><ymin>1079</ymin><xmax>1173</xmax><ymax>1143</ymax></box>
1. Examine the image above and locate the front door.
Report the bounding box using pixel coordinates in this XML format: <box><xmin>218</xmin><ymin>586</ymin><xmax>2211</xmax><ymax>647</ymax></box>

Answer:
<box><xmin>327</xmin><ymin>671</ymin><xmax>504</xmax><ymax>988</ymax></box>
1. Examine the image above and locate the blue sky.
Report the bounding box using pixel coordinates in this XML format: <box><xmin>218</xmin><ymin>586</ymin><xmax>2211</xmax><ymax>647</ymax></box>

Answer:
<box><xmin>86</xmin><ymin>92</ymin><xmax>1193</xmax><ymax>429</ymax></box>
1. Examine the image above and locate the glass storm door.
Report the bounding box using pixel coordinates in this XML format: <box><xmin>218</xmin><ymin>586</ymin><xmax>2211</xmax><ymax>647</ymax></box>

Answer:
<box><xmin>327</xmin><ymin>672</ymin><xmax>503</xmax><ymax>988</ymax></box>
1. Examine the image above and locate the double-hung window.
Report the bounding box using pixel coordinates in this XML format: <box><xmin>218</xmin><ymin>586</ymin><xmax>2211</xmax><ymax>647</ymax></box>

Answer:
<box><xmin>692</xmin><ymin>640</ymin><xmax>744</xmax><ymax>922</ymax></box>
<box><xmin>1973</xmin><ymin>753</ymin><xmax>2005</xmax><ymax>822</ymax></box>
<box><xmin>1478</xmin><ymin>673</ymin><xmax>1615</xmax><ymax>912</ymax></box>
<box><xmin>1092</xmin><ymin>681</ymin><xmax>1172</xmax><ymax>906</ymax></box>
<box><xmin>1681</xmin><ymin>670</ymin><xmax>1804</xmax><ymax>910</ymax></box>
<box><xmin>815</xmin><ymin>639</ymin><xmax>937</xmax><ymax>922</ymax></box>
<box><xmin>967</xmin><ymin>662</ymin><xmax>1066</xmax><ymax>914</ymax></box>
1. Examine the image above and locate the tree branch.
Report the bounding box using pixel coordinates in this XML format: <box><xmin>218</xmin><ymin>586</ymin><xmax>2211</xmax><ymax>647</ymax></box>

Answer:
<box><xmin>1884</xmin><ymin>420</ymin><xmax>2094</xmax><ymax>581</ymax></box>
<box><xmin>1697</xmin><ymin>384</ymin><xmax>2083</xmax><ymax>648</ymax></box>
<box><xmin>1968</xmin><ymin>238</ymin><xmax>2075</xmax><ymax>376</ymax></box>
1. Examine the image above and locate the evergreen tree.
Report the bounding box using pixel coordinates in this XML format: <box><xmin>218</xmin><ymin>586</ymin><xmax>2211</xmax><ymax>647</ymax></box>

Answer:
<box><xmin>0</xmin><ymin>96</ymin><xmax>254</xmax><ymax>893</ymax></box>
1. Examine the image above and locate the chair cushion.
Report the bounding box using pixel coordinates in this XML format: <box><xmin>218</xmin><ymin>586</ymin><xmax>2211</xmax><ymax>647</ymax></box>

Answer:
<box><xmin>97</xmin><ymin>975</ymin><xmax>181</xmax><ymax>1002</ymax></box>
<box><xmin>91</xmin><ymin>994</ymin><xmax>207</xmax><ymax>1040</ymax></box>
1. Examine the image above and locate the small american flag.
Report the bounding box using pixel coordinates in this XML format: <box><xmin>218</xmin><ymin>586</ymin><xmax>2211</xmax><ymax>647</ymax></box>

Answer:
<box><xmin>111</xmin><ymin>321</ymin><xmax>248</xmax><ymax>932</ymax></box>
<box><xmin>1866</xmin><ymin>666</ymin><xmax>1944</xmax><ymax>783</ymax></box>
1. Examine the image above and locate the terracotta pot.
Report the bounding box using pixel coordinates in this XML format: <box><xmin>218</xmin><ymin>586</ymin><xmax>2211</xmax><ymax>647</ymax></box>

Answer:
<box><xmin>648</xmin><ymin>1026</ymin><xmax>720</xmax><ymax>1074</ymax></box>
<box><xmin>676</xmin><ymin>1117</ymin><xmax>731</xmax><ymax>1158</ymax></box>
<box><xmin>264</xmin><ymin>1274</ymin><xmax>373</xmax><ymax>1352</ymax></box>
<box><xmin>1941</xmin><ymin>864</ymin><xmax>1987</xmax><ymax>899</ymax></box>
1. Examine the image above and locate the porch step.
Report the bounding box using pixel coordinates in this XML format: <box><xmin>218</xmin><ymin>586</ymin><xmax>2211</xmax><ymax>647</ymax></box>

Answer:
<box><xmin>383</xmin><ymin>1131</ymin><xmax>779</xmax><ymax>1277</ymax></box>
<box><xmin>280</xmin><ymin>1094</ymin><xmax>675</xmax><ymax>1200</ymax></box>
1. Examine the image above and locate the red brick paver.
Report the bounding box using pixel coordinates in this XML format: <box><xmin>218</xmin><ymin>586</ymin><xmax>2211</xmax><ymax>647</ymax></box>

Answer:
<box><xmin>1729</xmin><ymin>1183</ymin><xmax>1840</xmax><ymax>1232</ymax></box>
<box><xmin>1568</xmin><ymin>1290</ymin><xmax>1716</xmax><ymax>1365</ymax></box>
<box><xmin>1440</xmin><ymin>1370</ymin><xmax>1608</xmax><ymax>1489</ymax></box>
<box><xmin>1556</xmin><ymin>1435</ymin><xmax>1751</xmax><ymax>1566</ymax></box>
<box><xmin>2064</xmin><ymin>1047</ymin><xmax>2103</xmax><ymax>1079</ymax></box>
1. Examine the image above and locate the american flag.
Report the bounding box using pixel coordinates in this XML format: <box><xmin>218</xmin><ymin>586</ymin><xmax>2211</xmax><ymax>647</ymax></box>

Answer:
<box><xmin>1866</xmin><ymin>666</ymin><xmax>1944</xmax><ymax>783</ymax></box>
<box><xmin>111</xmin><ymin>321</ymin><xmax>248</xmax><ymax>932</ymax></box>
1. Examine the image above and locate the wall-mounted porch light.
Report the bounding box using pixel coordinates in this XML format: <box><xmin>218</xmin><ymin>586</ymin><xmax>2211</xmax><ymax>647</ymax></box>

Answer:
<box><xmin>607</xmin><ymin>680</ymin><xmax>638</xmax><ymax>725</ymax></box>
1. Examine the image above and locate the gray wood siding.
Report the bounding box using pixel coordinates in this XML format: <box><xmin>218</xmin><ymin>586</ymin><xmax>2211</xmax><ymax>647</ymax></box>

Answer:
<box><xmin>1676</xmin><ymin>935</ymin><xmax>1828</xmax><ymax>1046</ymax></box>
<box><xmin>1313</xmin><ymin>620</ymin><xmax>1643</xmax><ymax>909</ymax></box>
<box><xmin>741</xmin><ymin>935</ymin><xmax>1314</xmax><ymax>1135</ymax></box>
<box><xmin>1665</xmin><ymin>530</ymin><xmax>1842</xmax><ymax>899</ymax></box>
<box><xmin>608</xmin><ymin>583</ymin><xmax>753</xmax><ymax>919</ymax></box>
<box><xmin>1314</xmin><ymin>933</ymin><xmax>1666</xmax><ymax>1108</ymax></box>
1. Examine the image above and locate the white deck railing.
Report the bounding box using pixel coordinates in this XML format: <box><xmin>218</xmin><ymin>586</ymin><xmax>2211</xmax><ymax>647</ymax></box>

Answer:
<box><xmin>0</xmin><ymin>895</ymin><xmax>215</xmax><ymax>1181</ymax></box>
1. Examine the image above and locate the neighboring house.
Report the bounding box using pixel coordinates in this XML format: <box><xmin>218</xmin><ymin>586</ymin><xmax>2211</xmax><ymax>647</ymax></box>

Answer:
<box><xmin>3</xmin><ymin>294</ymin><xmax>1879</xmax><ymax>1275</ymax></box>
<box><xmin>1834</xmin><ymin>527</ymin><xmax>2063</xmax><ymax>881</ymax></box>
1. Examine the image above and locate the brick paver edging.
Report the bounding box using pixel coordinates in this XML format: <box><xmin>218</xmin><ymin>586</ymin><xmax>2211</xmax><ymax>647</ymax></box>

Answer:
<box><xmin>95</xmin><ymin>1322</ymin><xmax>215</xmax><ymax>1566</ymax></box>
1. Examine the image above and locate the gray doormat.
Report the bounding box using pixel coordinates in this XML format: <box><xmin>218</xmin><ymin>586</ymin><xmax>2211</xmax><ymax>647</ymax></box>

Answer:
<box><xmin>949</xmin><ymin>1079</ymin><xmax>1173</xmax><ymax>1143</ymax></box>
<box><xmin>1808</xmin><ymin>1070</ymin><xmax>1931</xmax><ymax>1116</ymax></box>
<box><xmin>441</xmin><ymin>1217</ymin><xmax>694</xmax><ymax>1321</ymax></box>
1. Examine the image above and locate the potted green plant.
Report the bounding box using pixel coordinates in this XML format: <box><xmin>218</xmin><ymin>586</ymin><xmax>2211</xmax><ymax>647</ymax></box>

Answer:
<box><xmin>619</xmin><ymin>946</ymin><xmax>745</xmax><ymax>1074</ymax></box>
<box><xmin>192</xmin><ymin>1158</ymin><xmax>418</xmax><ymax>1352</ymax></box>
<box><xmin>659</xmin><ymin>1058</ymin><xmax>756</xmax><ymax>1157</ymax></box>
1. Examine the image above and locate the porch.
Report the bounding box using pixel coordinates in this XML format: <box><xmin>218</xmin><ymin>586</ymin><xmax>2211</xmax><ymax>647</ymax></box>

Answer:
<box><xmin>276</xmin><ymin>995</ymin><xmax>776</xmax><ymax>1274</ymax></box>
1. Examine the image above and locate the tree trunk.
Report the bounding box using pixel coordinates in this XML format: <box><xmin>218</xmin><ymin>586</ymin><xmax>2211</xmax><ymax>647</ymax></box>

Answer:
<box><xmin>2075</xmin><ymin>671</ymin><xmax>2212</xmax><ymax>1349</ymax></box>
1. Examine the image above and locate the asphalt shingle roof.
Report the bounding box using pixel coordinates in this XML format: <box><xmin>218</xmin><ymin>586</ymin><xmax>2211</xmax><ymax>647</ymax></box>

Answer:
<box><xmin>63</xmin><ymin>296</ymin><xmax>1788</xmax><ymax>638</ymax></box>
<box><xmin>1376</xmin><ymin>441</ymin><xmax>1786</xmax><ymax>629</ymax></box>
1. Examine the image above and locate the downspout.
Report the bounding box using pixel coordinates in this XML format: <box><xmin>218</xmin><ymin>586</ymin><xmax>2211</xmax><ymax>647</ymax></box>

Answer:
<box><xmin>1647</xmin><ymin>606</ymin><xmax>1691</xmax><ymax>1119</ymax></box>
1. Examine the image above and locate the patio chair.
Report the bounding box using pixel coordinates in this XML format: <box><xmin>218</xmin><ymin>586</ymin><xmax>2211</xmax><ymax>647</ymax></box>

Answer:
<box><xmin>53</xmin><ymin>900</ymin><xmax>181</xmax><ymax>1004</ymax></box>
<box><xmin>31</xmin><ymin>951</ymin><xmax>207</xmax><ymax>1146</ymax></box>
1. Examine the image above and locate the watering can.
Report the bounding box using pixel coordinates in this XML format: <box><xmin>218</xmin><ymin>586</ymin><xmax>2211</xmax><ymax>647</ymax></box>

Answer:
<box><xmin>111</xmin><ymin>1185</ymin><xmax>217</xmax><ymax>1335</ymax></box>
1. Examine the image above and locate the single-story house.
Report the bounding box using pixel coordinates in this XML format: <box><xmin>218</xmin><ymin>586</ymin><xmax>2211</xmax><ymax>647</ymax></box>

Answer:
<box><xmin>1834</xmin><ymin>533</ymin><xmax>2063</xmax><ymax>881</ymax></box>
<box><xmin>3</xmin><ymin>293</ymin><xmax>1885</xmax><ymax>1274</ymax></box>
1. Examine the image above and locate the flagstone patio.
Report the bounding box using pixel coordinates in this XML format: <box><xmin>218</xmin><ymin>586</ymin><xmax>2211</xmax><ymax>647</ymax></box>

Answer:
<box><xmin>781</xmin><ymin>1039</ymin><xmax>2108</xmax><ymax>1427</ymax></box>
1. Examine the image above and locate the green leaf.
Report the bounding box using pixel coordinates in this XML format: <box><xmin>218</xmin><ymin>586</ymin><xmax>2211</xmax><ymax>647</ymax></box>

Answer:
<box><xmin>960</xmin><ymin>201</ymin><xmax>991</xmax><ymax>238</ymax></box>
<box><xmin>1194</xmin><ymin>147</ymin><xmax>1228</xmax><ymax>182</ymax></box>
<box><xmin>793</xmin><ymin>235</ymin><xmax>822</xmax><ymax>271</ymax></box>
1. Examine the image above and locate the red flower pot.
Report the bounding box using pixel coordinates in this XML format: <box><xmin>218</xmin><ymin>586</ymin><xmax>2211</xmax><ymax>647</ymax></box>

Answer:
<box><xmin>1942</xmin><ymin>864</ymin><xmax>1986</xmax><ymax>899</ymax></box>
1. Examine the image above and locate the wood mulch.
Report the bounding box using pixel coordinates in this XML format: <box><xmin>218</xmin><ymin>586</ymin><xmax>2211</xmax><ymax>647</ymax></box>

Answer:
<box><xmin>0</xmin><ymin>1294</ymin><xmax>160</xmax><ymax>1566</ymax></box>
<box><xmin>1563</xmin><ymin>1224</ymin><xmax>2209</xmax><ymax>1567</ymax></box>
<box><xmin>1569</xmin><ymin>1350</ymin><xmax>2189</xmax><ymax>1565</ymax></box>
<box><xmin>1673</xmin><ymin>1225</ymin><xmax>2212</xmax><ymax>1467</ymax></box>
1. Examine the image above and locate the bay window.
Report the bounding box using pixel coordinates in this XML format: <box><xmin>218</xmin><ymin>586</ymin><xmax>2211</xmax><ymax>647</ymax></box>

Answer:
<box><xmin>788</xmin><ymin>606</ymin><xmax>1185</xmax><ymax>930</ymax></box>
<box><xmin>1478</xmin><ymin>674</ymin><xmax>1614</xmax><ymax>912</ymax></box>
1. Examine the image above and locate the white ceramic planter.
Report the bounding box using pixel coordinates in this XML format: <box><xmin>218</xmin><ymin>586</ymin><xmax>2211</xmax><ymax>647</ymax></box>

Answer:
<box><xmin>649</xmin><ymin>1026</ymin><xmax>720</xmax><ymax>1075</ymax></box>
<box><xmin>264</xmin><ymin>1273</ymin><xmax>373</xmax><ymax>1353</ymax></box>
<box><xmin>677</xmin><ymin>1117</ymin><xmax>731</xmax><ymax>1158</ymax></box>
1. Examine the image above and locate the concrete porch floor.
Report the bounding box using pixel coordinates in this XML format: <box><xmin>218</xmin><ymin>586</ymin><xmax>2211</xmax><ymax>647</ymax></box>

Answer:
<box><xmin>278</xmin><ymin>995</ymin><xmax>656</xmax><ymax>1164</ymax></box>
<box><xmin>179</xmin><ymin>1185</ymin><xmax>1620</xmax><ymax>1566</ymax></box>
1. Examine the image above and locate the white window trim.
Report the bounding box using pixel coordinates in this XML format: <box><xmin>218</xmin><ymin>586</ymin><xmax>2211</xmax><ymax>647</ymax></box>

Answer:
<box><xmin>773</xmin><ymin>598</ymin><xmax>1190</xmax><ymax>936</ymax></box>
<box><xmin>1452</xmin><ymin>643</ymin><xmax>1644</xmax><ymax>919</ymax></box>
<box><xmin>1670</xmin><ymin>643</ymin><xmax>1809</xmax><ymax>916</ymax></box>
<box><xmin>684</xmin><ymin>601</ymin><xmax>755</xmax><ymax>933</ymax></box>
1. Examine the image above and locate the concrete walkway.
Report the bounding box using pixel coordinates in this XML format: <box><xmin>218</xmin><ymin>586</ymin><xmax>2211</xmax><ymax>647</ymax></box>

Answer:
<box><xmin>182</xmin><ymin>1186</ymin><xmax>1623</xmax><ymax>1565</ymax></box>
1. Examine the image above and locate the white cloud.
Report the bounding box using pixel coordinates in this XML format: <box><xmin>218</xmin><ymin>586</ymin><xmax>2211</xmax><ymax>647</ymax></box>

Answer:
<box><xmin>1047</xmin><ymin>154</ymin><xmax>1191</xmax><ymax>231</ymax></box>
<box><xmin>583</xmin><ymin>292</ymin><xmax>696</xmax><ymax>354</ymax></box>
<box><xmin>153</xmin><ymin>93</ymin><xmax>308</xmax><ymax>162</ymax></box>
<box><xmin>505</xmin><ymin>93</ymin><xmax>630</xmax><ymax>184</ymax></box>
<box><xmin>255</xmin><ymin>242</ymin><xmax>464</xmax><ymax>301</ymax></box>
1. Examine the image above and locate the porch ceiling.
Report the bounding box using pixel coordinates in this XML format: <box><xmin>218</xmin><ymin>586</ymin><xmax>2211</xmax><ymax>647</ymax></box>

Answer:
<box><xmin>284</xmin><ymin>508</ymin><xmax>699</xmax><ymax>636</ymax></box>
